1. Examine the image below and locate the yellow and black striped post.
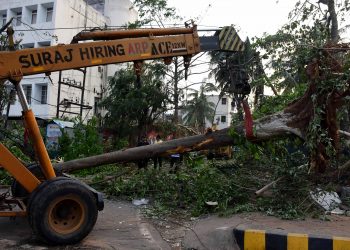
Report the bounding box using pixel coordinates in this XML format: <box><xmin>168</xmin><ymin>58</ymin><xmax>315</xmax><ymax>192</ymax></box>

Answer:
<box><xmin>234</xmin><ymin>228</ymin><xmax>350</xmax><ymax>250</ymax></box>
<box><xmin>199</xmin><ymin>26</ymin><xmax>245</xmax><ymax>52</ymax></box>
<box><xmin>218</xmin><ymin>26</ymin><xmax>245</xmax><ymax>52</ymax></box>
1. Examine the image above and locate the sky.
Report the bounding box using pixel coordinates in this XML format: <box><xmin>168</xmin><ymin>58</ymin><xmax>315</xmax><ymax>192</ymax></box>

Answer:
<box><xmin>168</xmin><ymin>0</ymin><xmax>299</xmax><ymax>39</ymax></box>
<box><xmin>165</xmin><ymin>0</ymin><xmax>299</xmax><ymax>93</ymax></box>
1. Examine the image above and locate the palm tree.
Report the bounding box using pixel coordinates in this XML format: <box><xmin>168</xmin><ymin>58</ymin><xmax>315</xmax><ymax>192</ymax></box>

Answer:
<box><xmin>209</xmin><ymin>39</ymin><xmax>268</xmax><ymax>110</ymax></box>
<box><xmin>183</xmin><ymin>83</ymin><xmax>217</xmax><ymax>133</ymax></box>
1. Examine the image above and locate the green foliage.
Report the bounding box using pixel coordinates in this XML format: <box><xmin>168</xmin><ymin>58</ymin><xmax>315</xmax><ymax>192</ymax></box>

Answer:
<box><xmin>0</xmin><ymin>84</ymin><xmax>9</xmax><ymax>118</ymax></box>
<box><xmin>113</xmin><ymin>138</ymin><xmax>129</xmax><ymax>150</ymax></box>
<box><xmin>131</xmin><ymin>0</ymin><xmax>180</xmax><ymax>27</ymax></box>
<box><xmin>304</xmin><ymin>62</ymin><xmax>350</xmax><ymax>166</ymax></box>
<box><xmin>101</xmin><ymin>63</ymin><xmax>169</xmax><ymax>139</ymax></box>
<box><xmin>0</xmin><ymin>124</ymin><xmax>32</xmax><ymax>185</ymax></box>
<box><xmin>253</xmin><ymin>84</ymin><xmax>307</xmax><ymax>119</ymax></box>
<box><xmin>289</xmin><ymin>1</ymin><xmax>349</xmax><ymax>38</ymax></box>
<box><xmin>101</xmin><ymin>138</ymin><xmax>313</xmax><ymax>219</ymax></box>
<box><xmin>230</xmin><ymin>123</ymin><xmax>315</xmax><ymax>219</ymax></box>
<box><xmin>1</xmin><ymin>124</ymin><xmax>31</xmax><ymax>163</ymax></box>
<box><xmin>106</xmin><ymin>156</ymin><xmax>251</xmax><ymax>216</ymax></box>
<box><xmin>252</xmin><ymin>0</ymin><xmax>348</xmax><ymax>97</ymax></box>
<box><xmin>59</xmin><ymin>118</ymin><xmax>103</xmax><ymax>161</ymax></box>
<box><xmin>0</xmin><ymin>169</ymin><xmax>11</xmax><ymax>185</ymax></box>
<box><xmin>72</xmin><ymin>164</ymin><xmax>120</xmax><ymax>178</ymax></box>
<box><xmin>256</xmin><ymin>149</ymin><xmax>312</xmax><ymax>220</ymax></box>
<box><xmin>153</xmin><ymin>120</ymin><xmax>177</xmax><ymax>137</ymax></box>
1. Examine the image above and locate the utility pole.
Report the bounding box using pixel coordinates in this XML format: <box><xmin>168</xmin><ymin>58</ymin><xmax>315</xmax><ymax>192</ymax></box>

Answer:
<box><xmin>56</xmin><ymin>71</ymin><xmax>62</xmax><ymax>118</ymax></box>
<box><xmin>173</xmin><ymin>58</ymin><xmax>179</xmax><ymax>138</ymax></box>
<box><xmin>79</xmin><ymin>68</ymin><xmax>87</xmax><ymax>118</ymax></box>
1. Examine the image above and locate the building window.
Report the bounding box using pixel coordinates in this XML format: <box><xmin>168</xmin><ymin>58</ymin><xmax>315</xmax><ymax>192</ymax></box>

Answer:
<box><xmin>221</xmin><ymin>115</ymin><xmax>226</xmax><ymax>123</ymax></box>
<box><xmin>46</xmin><ymin>7</ymin><xmax>53</xmax><ymax>22</ymax></box>
<box><xmin>31</xmin><ymin>10</ymin><xmax>37</xmax><ymax>24</ymax></box>
<box><xmin>2</xmin><ymin>14</ymin><xmax>6</xmax><ymax>26</ymax></box>
<box><xmin>221</xmin><ymin>98</ymin><xmax>227</xmax><ymax>105</ymax></box>
<box><xmin>24</xmin><ymin>85</ymin><xmax>32</xmax><ymax>105</ymax></box>
<box><xmin>15</xmin><ymin>12</ymin><xmax>22</xmax><ymax>26</ymax></box>
<box><xmin>38</xmin><ymin>41</ymin><xmax>51</xmax><ymax>47</ymax></box>
<box><xmin>41</xmin><ymin>85</ymin><xmax>47</xmax><ymax>104</ymax></box>
<box><xmin>22</xmin><ymin>43</ymin><xmax>35</xmax><ymax>49</ymax></box>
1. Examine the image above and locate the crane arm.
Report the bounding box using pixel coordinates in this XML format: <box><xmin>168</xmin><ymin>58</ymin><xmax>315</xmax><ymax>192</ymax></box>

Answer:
<box><xmin>0</xmin><ymin>25</ymin><xmax>244</xmax><ymax>81</ymax></box>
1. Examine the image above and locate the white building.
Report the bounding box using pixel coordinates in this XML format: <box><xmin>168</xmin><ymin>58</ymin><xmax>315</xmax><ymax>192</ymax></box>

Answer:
<box><xmin>206</xmin><ymin>94</ymin><xmax>234</xmax><ymax>130</ymax></box>
<box><xmin>1</xmin><ymin>0</ymin><xmax>137</xmax><ymax>120</ymax></box>
<box><xmin>180</xmin><ymin>94</ymin><xmax>234</xmax><ymax>131</ymax></box>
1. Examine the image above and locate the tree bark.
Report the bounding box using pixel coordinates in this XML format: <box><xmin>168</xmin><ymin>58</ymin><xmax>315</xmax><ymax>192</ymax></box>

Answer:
<box><xmin>327</xmin><ymin>0</ymin><xmax>340</xmax><ymax>43</ymax></box>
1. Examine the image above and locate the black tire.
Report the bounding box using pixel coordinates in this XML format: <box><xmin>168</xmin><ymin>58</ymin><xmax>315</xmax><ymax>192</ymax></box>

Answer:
<box><xmin>26</xmin><ymin>177</ymin><xmax>69</xmax><ymax>218</ymax></box>
<box><xmin>11</xmin><ymin>164</ymin><xmax>61</xmax><ymax>199</ymax></box>
<box><xmin>28</xmin><ymin>178</ymin><xmax>98</xmax><ymax>245</ymax></box>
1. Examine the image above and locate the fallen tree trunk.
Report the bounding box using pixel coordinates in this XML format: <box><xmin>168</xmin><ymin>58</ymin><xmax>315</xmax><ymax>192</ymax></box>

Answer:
<box><xmin>55</xmin><ymin>111</ymin><xmax>303</xmax><ymax>173</ymax></box>
<box><xmin>55</xmin><ymin>127</ymin><xmax>238</xmax><ymax>172</ymax></box>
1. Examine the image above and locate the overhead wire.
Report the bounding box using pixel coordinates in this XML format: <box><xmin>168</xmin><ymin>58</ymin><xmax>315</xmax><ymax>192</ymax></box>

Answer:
<box><xmin>195</xmin><ymin>2</ymin><xmax>213</xmax><ymax>27</ymax></box>
<box><xmin>3</xmin><ymin>24</ymin><xmax>223</xmax><ymax>33</ymax></box>
<box><xmin>29</xmin><ymin>96</ymin><xmax>57</xmax><ymax>108</ymax></box>
<box><xmin>13</xmin><ymin>18</ymin><xmax>49</xmax><ymax>41</ymax></box>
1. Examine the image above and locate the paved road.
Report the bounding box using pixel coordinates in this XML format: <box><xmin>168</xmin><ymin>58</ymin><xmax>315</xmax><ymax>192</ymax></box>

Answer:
<box><xmin>0</xmin><ymin>199</ymin><xmax>171</xmax><ymax>250</ymax></box>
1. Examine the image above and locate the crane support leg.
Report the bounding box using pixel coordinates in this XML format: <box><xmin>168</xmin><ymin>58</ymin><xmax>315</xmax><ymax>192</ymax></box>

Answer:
<box><xmin>13</xmin><ymin>80</ymin><xmax>56</xmax><ymax>180</ymax></box>
<box><xmin>22</xmin><ymin>110</ymin><xmax>56</xmax><ymax>180</ymax></box>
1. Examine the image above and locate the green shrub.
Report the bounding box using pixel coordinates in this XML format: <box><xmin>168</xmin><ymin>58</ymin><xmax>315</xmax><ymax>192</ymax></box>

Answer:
<box><xmin>59</xmin><ymin>118</ymin><xmax>103</xmax><ymax>161</ymax></box>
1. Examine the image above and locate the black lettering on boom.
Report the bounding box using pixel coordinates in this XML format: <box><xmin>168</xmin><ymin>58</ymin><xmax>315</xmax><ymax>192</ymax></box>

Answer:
<box><xmin>79</xmin><ymin>44</ymin><xmax>125</xmax><ymax>60</ymax></box>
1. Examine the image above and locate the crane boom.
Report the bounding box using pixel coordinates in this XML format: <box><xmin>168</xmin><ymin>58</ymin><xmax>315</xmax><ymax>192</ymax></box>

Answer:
<box><xmin>0</xmin><ymin>33</ymin><xmax>199</xmax><ymax>79</ymax></box>
<box><xmin>0</xmin><ymin>25</ymin><xmax>244</xmax><ymax>81</ymax></box>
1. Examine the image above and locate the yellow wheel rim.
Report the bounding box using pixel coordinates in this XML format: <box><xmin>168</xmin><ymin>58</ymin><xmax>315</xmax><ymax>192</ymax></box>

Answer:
<box><xmin>47</xmin><ymin>194</ymin><xmax>86</xmax><ymax>235</ymax></box>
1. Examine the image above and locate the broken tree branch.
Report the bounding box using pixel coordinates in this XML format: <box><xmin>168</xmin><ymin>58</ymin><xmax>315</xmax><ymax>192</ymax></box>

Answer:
<box><xmin>255</xmin><ymin>176</ymin><xmax>285</xmax><ymax>196</ymax></box>
<box><xmin>339</xmin><ymin>130</ymin><xmax>350</xmax><ymax>138</ymax></box>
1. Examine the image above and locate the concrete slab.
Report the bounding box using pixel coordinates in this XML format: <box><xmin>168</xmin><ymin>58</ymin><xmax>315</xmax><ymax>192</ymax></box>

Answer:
<box><xmin>0</xmin><ymin>199</ymin><xmax>171</xmax><ymax>249</ymax></box>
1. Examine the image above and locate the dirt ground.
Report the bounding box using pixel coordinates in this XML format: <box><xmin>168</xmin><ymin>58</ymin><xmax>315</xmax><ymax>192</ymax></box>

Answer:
<box><xmin>142</xmin><ymin>210</ymin><xmax>195</xmax><ymax>249</ymax></box>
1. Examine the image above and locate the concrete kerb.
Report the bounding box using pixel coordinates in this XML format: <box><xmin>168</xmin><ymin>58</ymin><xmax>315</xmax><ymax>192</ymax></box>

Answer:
<box><xmin>233</xmin><ymin>226</ymin><xmax>350</xmax><ymax>250</ymax></box>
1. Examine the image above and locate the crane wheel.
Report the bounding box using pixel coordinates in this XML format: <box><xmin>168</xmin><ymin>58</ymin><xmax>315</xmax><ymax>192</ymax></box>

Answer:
<box><xmin>28</xmin><ymin>178</ymin><xmax>98</xmax><ymax>245</ymax></box>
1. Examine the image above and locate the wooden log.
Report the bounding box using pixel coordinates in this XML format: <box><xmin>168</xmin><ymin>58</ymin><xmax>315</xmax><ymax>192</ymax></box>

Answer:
<box><xmin>54</xmin><ymin>111</ymin><xmax>303</xmax><ymax>173</ymax></box>
<box><xmin>55</xmin><ymin>126</ymin><xmax>238</xmax><ymax>172</ymax></box>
